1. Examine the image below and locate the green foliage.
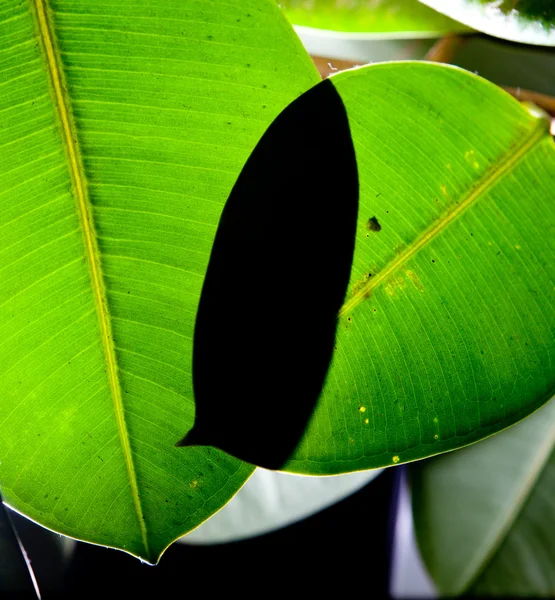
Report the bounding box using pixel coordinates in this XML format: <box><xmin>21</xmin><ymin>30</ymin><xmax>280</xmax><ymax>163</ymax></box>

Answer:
<box><xmin>284</xmin><ymin>63</ymin><xmax>555</xmax><ymax>475</ymax></box>
<box><xmin>1</xmin><ymin>0</ymin><xmax>555</xmax><ymax>577</ymax></box>
<box><xmin>0</xmin><ymin>0</ymin><xmax>318</xmax><ymax>563</ymax></box>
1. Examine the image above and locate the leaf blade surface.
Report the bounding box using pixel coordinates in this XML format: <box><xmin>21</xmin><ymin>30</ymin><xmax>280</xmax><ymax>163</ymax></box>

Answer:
<box><xmin>284</xmin><ymin>62</ymin><xmax>555</xmax><ymax>474</ymax></box>
<box><xmin>0</xmin><ymin>0</ymin><xmax>319</xmax><ymax>562</ymax></box>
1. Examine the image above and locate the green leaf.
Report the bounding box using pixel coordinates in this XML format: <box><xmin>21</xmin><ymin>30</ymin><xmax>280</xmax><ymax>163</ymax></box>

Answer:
<box><xmin>0</xmin><ymin>0</ymin><xmax>318</xmax><ymax>563</ymax></box>
<box><xmin>420</xmin><ymin>0</ymin><xmax>555</xmax><ymax>45</ymax></box>
<box><xmin>282</xmin><ymin>62</ymin><xmax>555</xmax><ymax>475</ymax></box>
<box><xmin>280</xmin><ymin>0</ymin><xmax>469</xmax><ymax>37</ymax></box>
<box><xmin>412</xmin><ymin>396</ymin><xmax>555</xmax><ymax>596</ymax></box>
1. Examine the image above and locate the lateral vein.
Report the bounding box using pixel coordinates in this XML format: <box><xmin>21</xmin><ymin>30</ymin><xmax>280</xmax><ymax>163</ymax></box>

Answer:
<box><xmin>339</xmin><ymin>119</ymin><xmax>549</xmax><ymax>318</ymax></box>
<box><xmin>32</xmin><ymin>0</ymin><xmax>149</xmax><ymax>556</ymax></box>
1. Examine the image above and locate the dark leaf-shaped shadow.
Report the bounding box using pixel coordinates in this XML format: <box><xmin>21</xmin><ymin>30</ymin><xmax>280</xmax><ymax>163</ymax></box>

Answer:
<box><xmin>176</xmin><ymin>79</ymin><xmax>358</xmax><ymax>469</ymax></box>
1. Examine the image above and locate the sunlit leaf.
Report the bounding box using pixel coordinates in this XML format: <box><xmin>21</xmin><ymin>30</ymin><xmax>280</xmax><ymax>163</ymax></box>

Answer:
<box><xmin>0</xmin><ymin>0</ymin><xmax>318</xmax><ymax>563</ymax></box>
<box><xmin>283</xmin><ymin>62</ymin><xmax>555</xmax><ymax>474</ymax></box>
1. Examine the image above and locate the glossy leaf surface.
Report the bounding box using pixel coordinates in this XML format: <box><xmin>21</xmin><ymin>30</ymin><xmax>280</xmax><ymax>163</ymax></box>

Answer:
<box><xmin>284</xmin><ymin>62</ymin><xmax>555</xmax><ymax>474</ymax></box>
<box><xmin>280</xmin><ymin>0</ymin><xmax>468</xmax><ymax>36</ymax></box>
<box><xmin>413</xmin><ymin>396</ymin><xmax>555</xmax><ymax>596</ymax></box>
<box><xmin>0</xmin><ymin>0</ymin><xmax>318</xmax><ymax>562</ymax></box>
<box><xmin>420</xmin><ymin>0</ymin><xmax>555</xmax><ymax>45</ymax></box>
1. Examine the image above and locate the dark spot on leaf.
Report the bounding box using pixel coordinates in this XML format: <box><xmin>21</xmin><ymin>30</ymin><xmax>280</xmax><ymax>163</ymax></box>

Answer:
<box><xmin>366</xmin><ymin>216</ymin><xmax>381</xmax><ymax>232</ymax></box>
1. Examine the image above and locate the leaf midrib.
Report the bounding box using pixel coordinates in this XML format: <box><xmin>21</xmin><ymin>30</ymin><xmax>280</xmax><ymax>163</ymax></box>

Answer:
<box><xmin>339</xmin><ymin>114</ymin><xmax>550</xmax><ymax>318</ymax></box>
<box><xmin>31</xmin><ymin>0</ymin><xmax>149</xmax><ymax>556</ymax></box>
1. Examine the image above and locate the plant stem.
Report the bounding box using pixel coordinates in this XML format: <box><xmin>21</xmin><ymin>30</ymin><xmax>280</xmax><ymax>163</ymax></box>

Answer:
<box><xmin>425</xmin><ymin>34</ymin><xmax>468</xmax><ymax>64</ymax></box>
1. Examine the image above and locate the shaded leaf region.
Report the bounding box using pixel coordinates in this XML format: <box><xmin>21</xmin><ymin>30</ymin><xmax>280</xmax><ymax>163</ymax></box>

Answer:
<box><xmin>179</xmin><ymin>79</ymin><xmax>359</xmax><ymax>469</ymax></box>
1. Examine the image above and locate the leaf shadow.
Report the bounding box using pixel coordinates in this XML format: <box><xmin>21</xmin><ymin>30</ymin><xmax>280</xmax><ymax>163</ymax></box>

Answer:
<box><xmin>177</xmin><ymin>79</ymin><xmax>359</xmax><ymax>469</ymax></box>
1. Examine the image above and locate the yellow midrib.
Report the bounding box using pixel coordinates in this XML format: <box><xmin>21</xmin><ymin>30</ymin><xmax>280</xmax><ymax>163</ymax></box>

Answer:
<box><xmin>32</xmin><ymin>0</ymin><xmax>149</xmax><ymax>556</ymax></box>
<box><xmin>339</xmin><ymin>118</ymin><xmax>549</xmax><ymax>318</ymax></box>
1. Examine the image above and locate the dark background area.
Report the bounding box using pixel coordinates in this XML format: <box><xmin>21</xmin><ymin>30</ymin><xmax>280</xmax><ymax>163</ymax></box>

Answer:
<box><xmin>9</xmin><ymin>468</ymin><xmax>397</xmax><ymax>598</ymax></box>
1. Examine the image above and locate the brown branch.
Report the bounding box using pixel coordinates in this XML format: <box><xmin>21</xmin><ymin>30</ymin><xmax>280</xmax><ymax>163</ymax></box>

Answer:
<box><xmin>425</xmin><ymin>34</ymin><xmax>468</xmax><ymax>64</ymax></box>
<box><xmin>309</xmin><ymin>52</ymin><xmax>555</xmax><ymax>126</ymax></box>
<box><xmin>311</xmin><ymin>56</ymin><xmax>361</xmax><ymax>79</ymax></box>
<box><xmin>503</xmin><ymin>87</ymin><xmax>555</xmax><ymax>119</ymax></box>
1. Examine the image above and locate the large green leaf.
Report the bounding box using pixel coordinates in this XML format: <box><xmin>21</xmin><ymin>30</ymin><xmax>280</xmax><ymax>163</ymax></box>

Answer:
<box><xmin>280</xmin><ymin>0</ymin><xmax>469</xmax><ymax>36</ymax></box>
<box><xmin>282</xmin><ymin>62</ymin><xmax>555</xmax><ymax>474</ymax></box>
<box><xmin>420</xmin><ymin>0</ymin><xmax>555</xmax><ymax>45</ymax></box>
<box><xmin>0</xmin><ymin>0</ymin><xmax>319</xmax><ymax>562</ymax></box>
<box><xmin>412</xmin><ymin>396</ymin><xmax>555</xmax><ymax>596</ymax></box>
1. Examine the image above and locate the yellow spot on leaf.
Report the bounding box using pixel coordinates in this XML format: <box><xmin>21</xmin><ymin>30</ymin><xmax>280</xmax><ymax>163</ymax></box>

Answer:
<box><xmin>441</xmin><ymin>183</ymin><xmax>448</xmax><ymax>196</ymax></box>
<box><xmin>406</xmin><ymin>270</ymin><xmax>424</xmax><ymax>292</ymax></box>
<box><xmin>385</xmin><ymin>276</ymin><xmax>407</xmax><ymax>297</ymax></box>
<box><xmin>190</xmin><ymin>480</ymin><xmax>199</xmax><ymax>489</ymax></box>
<box><xmin>515</xmin><ymin>244</ymin><xmax>521</xmax><ymax>250</ymax></box>
<box><xmin>392</xmin><ymin>455</ymin><xmax>400</xmax><ymax>464</ymax></box>
<box><xmin>364</xmin><ymin>418</ymin><xmax>369</xmax><ymax>425</ymax></box>
<box><xmin>464</xmin><ymin>150</ymin><xmax>480</xmax><ymax>169</ymax></box>
<box><xmin>359</xmin><ymin>406</ymin><xmax>366</xmax><ymax>413</ymax></box>
<box><xmin>434</xmin><ymin>434</ymin><xmax>439</xmax><ymax>440</ymax></box>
